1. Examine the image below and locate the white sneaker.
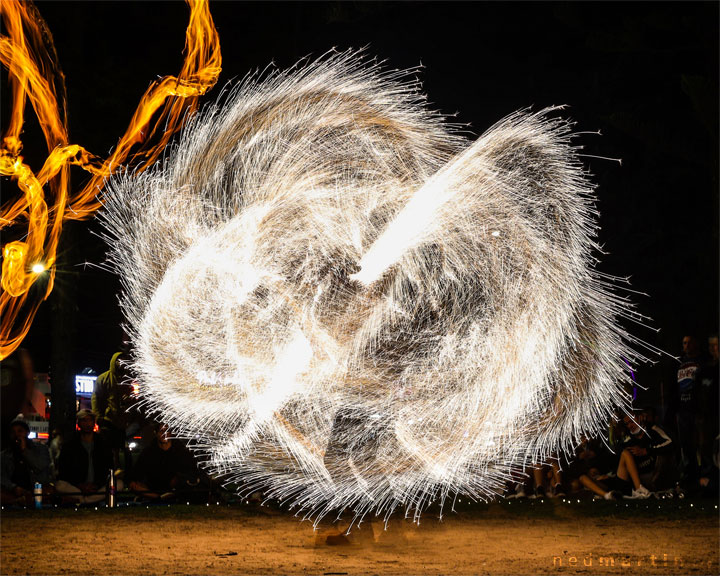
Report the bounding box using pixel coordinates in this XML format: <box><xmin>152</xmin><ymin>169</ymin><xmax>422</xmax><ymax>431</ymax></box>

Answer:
<box><xmin>630</xmin><ymin>485</ymin><xmax>651</xmax><ymax>499</ymax></box>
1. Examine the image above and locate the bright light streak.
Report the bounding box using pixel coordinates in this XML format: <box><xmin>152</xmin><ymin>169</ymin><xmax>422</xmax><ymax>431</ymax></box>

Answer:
<box><xmin>352</xmin><ymin>173</ymin><xmax>454</xmax><ymax>285</ymax></box>
<box><xmin>351</xmin><ymin>140</ymin><xmax>488</xmax><ymax>286</ymax></box>
<box><xmin>100</xmin><ymin>50</ymin><xmax>651</xmax><ymax>528</ymax></box>
<box><xmin>31</xmin><ymin>263</ymin><xmax>45</xmax><ymax>274</ymax></box>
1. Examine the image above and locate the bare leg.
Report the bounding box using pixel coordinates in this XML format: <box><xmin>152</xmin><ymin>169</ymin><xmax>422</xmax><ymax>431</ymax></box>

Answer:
<box><xmin>551</xmin><ymin>462</ymin><xmax>562</xmax><ymax>486</ymax></box>
<box><xmin>616</xmin><ymin>449</ymin><xmax>642</xmax><ymax>489</ymax></box>
<box><xmin>532</xmin><ymin>466</ymin><xmax>544</xmax><ymax>490</ymax></box>
<box><xmin>579</xmin><ymin>474</ymin><xmax>608</xmax><ymax>497</ymax></box>
<box><xmin>129</xmin><ymin>481</ymin><xmax>159</xmax><ymax>499</ymax></box>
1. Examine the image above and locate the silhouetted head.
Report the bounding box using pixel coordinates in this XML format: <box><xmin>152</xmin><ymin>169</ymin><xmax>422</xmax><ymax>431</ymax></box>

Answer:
<box><xmin>708</xmin><ymin>334</ymin><xmax>718</xmax><ymax>362</ymax></box>
<box><xmin>10</xmin><ymin>417</ymin><xmax>29</xmax><ymax>446</ymax></box>
<box><xmin>682</xmin><ymin>335</ymin><xmax>700</xmax><ymax>358</ymax></box>
<box><xmin>76</xmin><ymin>409</ymin><xmax>96</xmax><ymax>434</ymax></box>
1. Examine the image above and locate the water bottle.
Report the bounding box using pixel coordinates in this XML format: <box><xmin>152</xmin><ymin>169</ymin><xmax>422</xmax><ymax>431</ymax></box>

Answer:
<box><xmin>107</xmin><ymin>469</ymin><xmax>116</xmax><ymax>508</ymax></box>
<box><xmin>33</xmin><ymin>482</ymin><xmax>42</xmax><ymax>509</ymax></box>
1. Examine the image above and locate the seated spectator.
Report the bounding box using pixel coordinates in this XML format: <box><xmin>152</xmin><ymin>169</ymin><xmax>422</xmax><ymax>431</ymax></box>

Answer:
<box><xmin>564</xmin><ymin>435</ymin><xmax>614</xmax><ymax>494</ymax></box>
<box><xmin>129</xmin><ymin>423</ymin><xmax>207</xmax><ymax>500</ymax></box>
<box><xmin>0</xmin><ymin>416</ymin><xmax>53</xmax><ymax>506</ymax></box>
<box><xmin>579</xmin><ymin>409</ymin><xmax>670</xmax><ymax>500</ymax></box>
<box><xmin>56</xmin><ymin>409</ymin><xmax>120</xmax><ymax>505</ymax></box>
<box><xmin>622</xmin><ymin>407</ymin><xmax>676</xmax><ymax>492</ymax></box>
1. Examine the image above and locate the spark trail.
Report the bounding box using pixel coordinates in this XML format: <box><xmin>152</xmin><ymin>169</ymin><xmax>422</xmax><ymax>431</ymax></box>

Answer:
<box><xmin>100</xmin><ymin>51</ymin><xmax>651</xmax><ymax>526</ymax></box>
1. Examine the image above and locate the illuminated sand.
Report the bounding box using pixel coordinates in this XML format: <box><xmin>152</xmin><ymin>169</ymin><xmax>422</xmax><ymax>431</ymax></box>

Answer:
<box><xmin>1</xmin><ymin>502</ymin><xmax>717</xmax><ymax>575</ymax></box>
<box><xmin>101</xmin><ymin>51</ymin><xmax>655</xmax><ymax>523</ymax></box>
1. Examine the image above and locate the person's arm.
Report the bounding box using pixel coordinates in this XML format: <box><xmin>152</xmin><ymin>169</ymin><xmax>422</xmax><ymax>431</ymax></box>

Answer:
<box><xmin>664</xmin><ymin>365</ymin><xmax>681</xmax><ymax>423</ymax></box>
<box><xmin>92</xmin><ymin>376</ymin><xmax>108</xmax><ymax>423</ymax></box>
<box><xmin>648</xmin><ymin>425</ymin><xmax>673</xmax><ymax>455</ymax></box>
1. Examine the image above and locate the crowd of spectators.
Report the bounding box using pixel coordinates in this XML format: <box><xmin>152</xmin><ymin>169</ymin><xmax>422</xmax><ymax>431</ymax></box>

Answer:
<box><xmin>1</xmin><ymin>334</ymin><xmax>718</xmax><ymax>507</ymax></box>
<box><xmin>506</xmin><ymin>333</ymin><xmax>719</xmax><ymax>501</ymax></box>
<box><xmin>1</xmin><ymin>408</ymin><xmax>210</xmax><ymax>507</ymax></box>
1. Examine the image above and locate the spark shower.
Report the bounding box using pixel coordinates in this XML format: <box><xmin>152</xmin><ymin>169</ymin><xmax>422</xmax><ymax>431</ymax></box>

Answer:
<box><xmin>2</xmin><ymin>0</ymin><xmax>652</xmax><ymax>525</ymax></box>
<box><xmin>102</xmin><ymin>53</ymin><xmax>652</xmax><ymax>524</ymax></box>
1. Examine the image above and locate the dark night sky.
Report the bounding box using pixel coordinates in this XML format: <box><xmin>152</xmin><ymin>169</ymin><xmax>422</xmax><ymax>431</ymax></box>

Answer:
<box><xmin>6</xmin><ymin>1</ymin><xmax>719</xmax><ymax>407</ymax></box>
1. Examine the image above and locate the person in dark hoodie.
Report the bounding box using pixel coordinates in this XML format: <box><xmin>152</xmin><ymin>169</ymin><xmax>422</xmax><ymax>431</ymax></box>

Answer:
<box><xmin>92</xmin><ymin>350</ymin><xmax>137</xmax><ymax>468</ymax></box>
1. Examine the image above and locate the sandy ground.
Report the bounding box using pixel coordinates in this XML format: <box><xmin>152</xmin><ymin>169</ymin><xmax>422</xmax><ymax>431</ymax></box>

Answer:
<box><xmin>2</xmin><ymin>499</ymin><xmax>718</xmax><ymax>575</ymax></box>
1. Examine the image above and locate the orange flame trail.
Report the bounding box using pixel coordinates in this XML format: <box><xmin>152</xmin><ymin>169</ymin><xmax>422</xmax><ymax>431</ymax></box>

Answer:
<box><xmin>0</xmin><ymin>0</ymin><xmax>221</xmax><ymax>359</ymax></box>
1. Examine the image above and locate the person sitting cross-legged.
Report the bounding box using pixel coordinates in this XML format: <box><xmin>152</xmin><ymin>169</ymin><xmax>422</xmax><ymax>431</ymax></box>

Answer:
<box><xmin>0</xmin><ymin>416</ymin><xmax>53</xmax><ymax>506</ymax></box>
<box><xmin>56</xmin><ymin>410</ymin><xmax>121</xmax><ymax>505</ymax></box>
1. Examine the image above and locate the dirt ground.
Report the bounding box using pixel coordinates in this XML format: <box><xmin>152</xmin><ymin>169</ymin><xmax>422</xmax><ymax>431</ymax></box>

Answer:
<box><xmin>2</xmin><ymin>498</ymin><xmax>718</xmax><ymax>575</ymax></box>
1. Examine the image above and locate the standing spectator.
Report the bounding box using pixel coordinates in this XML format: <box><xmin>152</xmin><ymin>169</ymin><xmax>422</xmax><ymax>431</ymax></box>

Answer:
<box><xmin>0</xmin><ymin>416</ymin><xmax>53</xmax><ymax>505</ymax></box>
<box><xmin>129</xmin><ymin>423</ymin><xmax>206</xmax><ymax>500</ymax></box>
<box><xmin>698</xmin><ymin>334</ymin><xmax>719</xmax><ymax>469</ymax></box>
<box><xmin>56</xmin><ymin>409</ymin><xmax>119</xmax><ymax>505</ymax></box>
<box><xmin>673</xmin><ymin>335</ymin><xmax>704</xmax><ymax>486</ymax></box>
<box><xmin>92</xmin><ymin>351</ymin><xmax>137</xmax><ymax>469</ymax></box>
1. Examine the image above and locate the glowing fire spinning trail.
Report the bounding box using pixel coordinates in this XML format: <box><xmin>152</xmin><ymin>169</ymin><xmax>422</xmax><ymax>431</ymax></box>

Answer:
<box><xmin>0</xmin><ymin>0</ymin><xmax>220</xmax><ymax>359</ymax></box>
<box><xmin>100</xmin><ymin>50</ymin><xmax>654</xmax><ymax>525</ymax></box>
